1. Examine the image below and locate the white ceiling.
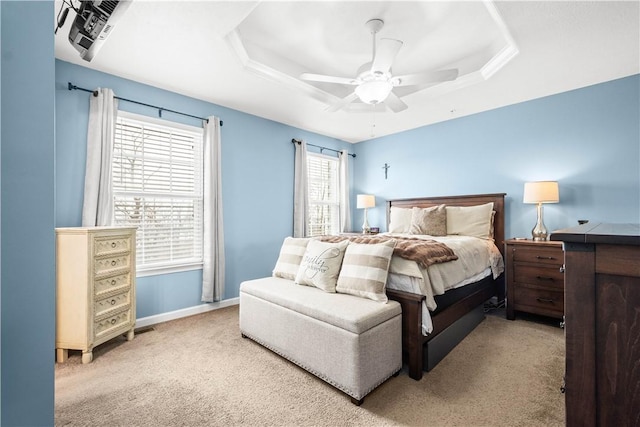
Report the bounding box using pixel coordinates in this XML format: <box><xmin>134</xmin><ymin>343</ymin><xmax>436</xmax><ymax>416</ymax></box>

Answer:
<box><xmin>54</xmin><ymin>1</ymin><xmax>640</xmax><ymax>143</ymax></box>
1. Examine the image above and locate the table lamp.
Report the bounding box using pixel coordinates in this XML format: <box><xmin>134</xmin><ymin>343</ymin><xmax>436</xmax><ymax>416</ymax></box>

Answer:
<box><xmin>523</xmin><ymin>181</ymin><xmax>559</xmax><ymax>241</ymax></box>
<box><xmin>356</xmin><ymin>194</ymin><xmax>375</xmax><ymax>234</ymax></box>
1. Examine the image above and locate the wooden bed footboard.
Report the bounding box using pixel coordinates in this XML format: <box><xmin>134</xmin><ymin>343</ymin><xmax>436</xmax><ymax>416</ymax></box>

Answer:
<box><xmin>385</xmin><ymin>288</ymin><xmax>425</xmax><ymax>381</ymax></box>
<box><xmin>386</xmin><ymin>275</ymin><xmax>502</xmax><ymax>380</ymax></box>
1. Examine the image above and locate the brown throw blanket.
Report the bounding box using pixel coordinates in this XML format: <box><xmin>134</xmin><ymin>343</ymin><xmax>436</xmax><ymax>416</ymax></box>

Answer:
<box><xmin>317</xmin><ymin>235</ymin><xmax>458</xmax><ymax>269</ymax></box>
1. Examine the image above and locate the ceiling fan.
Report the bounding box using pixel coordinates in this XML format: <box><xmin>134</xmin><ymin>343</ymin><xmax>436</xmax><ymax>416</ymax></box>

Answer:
<box><xmin>300</xmin><ymin>19</ymin><xmax>459</xmax><ymax>113</ymax></box>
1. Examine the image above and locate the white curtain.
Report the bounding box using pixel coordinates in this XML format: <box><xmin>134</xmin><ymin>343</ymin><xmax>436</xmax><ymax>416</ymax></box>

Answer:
<box><xmin>201</xmin><ymin>116</ymin><xmax>225</xmax><ymax>302</ymax></box>
<box><xmin>293</xmin><ymin>140</ymin><xmax>309</xmax><ymax>237</ymax></box>
<box><xmin>338</xmin><ymin>150</ymin><xmax>352</xmax><ymax>232</ymax></box>
<box><xmin>82</xmin><ymin>88</ymin><xmax>118</xmax><ymax>226</ymax></box>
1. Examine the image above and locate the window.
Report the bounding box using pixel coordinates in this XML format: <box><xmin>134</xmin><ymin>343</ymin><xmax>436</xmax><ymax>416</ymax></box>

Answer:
<box><xmin>307</xmin><ymin>152</ymin><xmax>340</xmax><ymax>236</ymax></box>
<box><xmin>112</xmin><ymin>111</ymin><xmax>204</xmax><ymax>274</ymax></box>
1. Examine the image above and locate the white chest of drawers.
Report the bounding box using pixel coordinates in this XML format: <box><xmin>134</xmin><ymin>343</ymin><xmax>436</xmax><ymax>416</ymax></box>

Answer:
<box><xmin>55</xmin><ymin>227</ymin><xmax>137</xmax><ymax>364</ymax></box>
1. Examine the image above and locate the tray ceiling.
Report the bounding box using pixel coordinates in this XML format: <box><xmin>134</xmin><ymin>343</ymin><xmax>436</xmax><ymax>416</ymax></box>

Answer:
<box><xmin>54</xmin><ymin>1</ymin><xmax>640</xmax><ymax>143</ymax></box>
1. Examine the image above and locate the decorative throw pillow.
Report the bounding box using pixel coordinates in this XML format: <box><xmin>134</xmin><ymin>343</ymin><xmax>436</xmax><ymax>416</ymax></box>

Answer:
<box><xmin>272</xmin><ymin>237</ymin><xmax>310</xmax><ymax>280</ymax></box>
<box><xmin>409</xmin><ymin>205</ymin><xmax>447</xmax><ymax>236</ymax></box>
<box><xmin>295</xmin><ymin>239</ymin><xmax>349</xmax><ymax>292</ymax></box>
<box><xmin>445</xmin><ymin>202</ymin><xmax>494</xmax><ymax>239</ymax></box>
<box><xmin>388</xmin><ymin>207</ymin><xmax>412</xmax><ymax>233</ymax></box>
<box><xmin>336</xmin><ymin>239</ymin><xmax>396</xmax><ymax>303</ymax></box>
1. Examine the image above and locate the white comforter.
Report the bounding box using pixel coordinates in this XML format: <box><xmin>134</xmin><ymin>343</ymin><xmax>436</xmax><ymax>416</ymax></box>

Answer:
<box><xmin>384</xmin><ymin>234</ymin><xmax>504</xmax><ymax>334</ymax></box>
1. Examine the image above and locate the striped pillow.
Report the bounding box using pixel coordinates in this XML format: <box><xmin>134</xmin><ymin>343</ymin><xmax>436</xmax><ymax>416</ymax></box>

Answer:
<box><xmin>272</xmin><ymin>237</ymin><xmax>310</xmax><ymax>280</ymax></box>
<box><xmin>336</xmin><ymin>239</ymin><xmax>396</xmax><ymax>302</ymax></box>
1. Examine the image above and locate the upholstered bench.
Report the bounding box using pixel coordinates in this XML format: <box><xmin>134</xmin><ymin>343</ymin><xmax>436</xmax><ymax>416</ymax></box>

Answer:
<box><xmin>239</xmin><ymin>277</ymin><xmax>402</xmax><ymax>405</ymax></box>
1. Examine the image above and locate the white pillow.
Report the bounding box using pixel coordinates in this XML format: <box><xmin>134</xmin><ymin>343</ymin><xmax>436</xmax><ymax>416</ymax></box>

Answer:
<box><xmin>336</xmin><ymin>240</ymin><xmax>395</xmax><ymax>303</ymax></box>
<box><xmin>388</xmin><ymin>207</ymin><xmax>412</xmax><ymax>233</ymax></box>
<box><xmin>446</xmin><ymin>202</ymin><xmax>494</xmax><ymax>239</ymax></box>
<box><xmin>272</xmin><ymin>237</ymin><xmax>310</xmax><ymax>280</ymax></box>
<box><xmin>295</xmin><ymin>239</ymin><xmax>349</xmax><ymax>292</ymax></box>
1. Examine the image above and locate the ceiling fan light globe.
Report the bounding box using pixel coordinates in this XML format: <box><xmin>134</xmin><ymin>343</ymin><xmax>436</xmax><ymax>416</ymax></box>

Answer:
<box><xmin>355</xmin><ymin>80</ymin><xmax>393</xmax><ymax>104</ymax></box>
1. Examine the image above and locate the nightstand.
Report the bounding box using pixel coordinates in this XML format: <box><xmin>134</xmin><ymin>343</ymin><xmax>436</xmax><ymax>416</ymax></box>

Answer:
<box><xmin>505</xmin><ymin>239</ymin><xmax>564</xmax><ymax>321</ymax></box>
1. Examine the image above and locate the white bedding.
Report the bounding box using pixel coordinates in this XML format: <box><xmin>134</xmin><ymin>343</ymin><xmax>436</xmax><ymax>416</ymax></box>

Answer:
<box><xmin>384</xmin><ymin>234</ymin><xmax>504</xmax><ymax>335</ymax></box>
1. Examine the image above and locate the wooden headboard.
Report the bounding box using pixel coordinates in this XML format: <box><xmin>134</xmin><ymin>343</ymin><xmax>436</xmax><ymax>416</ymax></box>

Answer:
<box><xmin>386</xmin><ymin>193</ymin><xmax>506</xmax><ymax>257</ymax></box>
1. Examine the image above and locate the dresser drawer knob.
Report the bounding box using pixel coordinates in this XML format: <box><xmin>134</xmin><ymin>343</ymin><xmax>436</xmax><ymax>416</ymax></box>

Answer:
<box><xmin>111</xmin><ymin>242</ymin><xmax>117</xmax><ymax>248</ymax></box>
<box><xmin>536</xmin><ymin>297</ymin><xmax>555</xmax><ymax>304</ymax></box>
<box><xmin>111</xmin><ymin>279</ymin><xmax>116</xmax><ymax>286</ymax></box>
<box><xmin>110</xmin><ymin>299</ymin><xmax>116</xmax><ymax>305</ymax></box>
<box><xmin>111</xmin><ymin>318</ymin><xmax>117</xmax><ymax>325</ymax></box>
<box><xmin>111</xmin><ymin>260</ymin><xmax>117</xmax><ymax>266</ymax></box>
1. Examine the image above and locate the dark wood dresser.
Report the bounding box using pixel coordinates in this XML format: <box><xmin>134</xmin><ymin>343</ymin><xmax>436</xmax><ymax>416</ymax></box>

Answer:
<box><xmin>551</xmin><ymin>223</ymin><xmax>640</xmax><ymax>427</ymax></box>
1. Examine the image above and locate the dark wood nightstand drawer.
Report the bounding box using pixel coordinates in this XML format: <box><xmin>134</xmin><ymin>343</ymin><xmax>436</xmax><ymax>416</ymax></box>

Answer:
<box><xmin>513</xmin><ymin>286</ymin><xmax>564</xmax><ymax>318</ymax></box>
<box><xmin>514</xmin><ymin>264</ymin><xmax>564</xmax><ymax>290</ymax></box>
<box><xmin>512</xmin><ymin>246</ymin><xmax>563</xmax><ymax>266</ymax></box>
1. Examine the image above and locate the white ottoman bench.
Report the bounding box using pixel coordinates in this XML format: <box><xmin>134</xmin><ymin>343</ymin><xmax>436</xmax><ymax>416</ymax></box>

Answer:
<box><xmin>239</xmin><ymin>277</ymin><xmax>402</xmax><ymax>405</ymax></box>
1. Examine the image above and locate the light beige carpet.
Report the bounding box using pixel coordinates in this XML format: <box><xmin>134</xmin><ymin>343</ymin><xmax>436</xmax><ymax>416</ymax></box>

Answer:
<box><xmin>55</xmin><ymin>305</ymin><xmax>564</xmax><ymax>426</ymax></box>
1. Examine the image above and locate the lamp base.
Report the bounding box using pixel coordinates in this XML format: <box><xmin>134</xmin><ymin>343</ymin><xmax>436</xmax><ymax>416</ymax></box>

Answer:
<box><xmin>362</xmin><ymin>208</ymin><xmax>370</xmax><ymax>234</ymax></box>
<box><xmin>531</xmin><ymin>203</ymin><xmax>548</xmax><ymax>241</ymax></box>
<box><xmin>531</xmin><ymin>232</ymin><xmax>548</xmax><ymax>241</ymax></box>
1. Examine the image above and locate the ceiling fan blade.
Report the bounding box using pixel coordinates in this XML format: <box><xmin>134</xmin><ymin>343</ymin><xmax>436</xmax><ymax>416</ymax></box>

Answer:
<box><xmin>393</xmin><ymin>69</ymin><xmax>459</xmax><ymax>87</ymax></box>
<box><xmin>385</xmin><ymin>91</ymin><xmax>408</xmax><ymax>113</ymax></box>
<box><xmin>325</xmin><ymin>91</ymin><xmax>359</xmax><ymax>112</ymax></box>
<box><xmin>371</xmin><ymin>38</ymin><xmax>403</xmax><ymax>74</ymax></box>
<box><xmin>300</xmin><ymin>73</ymin><xmax>358</xmax><ymax>86</ymax></box>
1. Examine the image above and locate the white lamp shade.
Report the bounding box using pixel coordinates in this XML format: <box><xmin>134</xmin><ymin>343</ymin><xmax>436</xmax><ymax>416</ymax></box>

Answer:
<box><xmin>356</xmin><ymin>194</ymin><xmax>375</xmax><ymax>209</ymax></box>
<box><xmin>523</xmin><ymin>181</ymin><xmax>559</xmax><ymax>204</ymax></box>
<box><xmin>355</xmin><ymin>81</ymin><xmax>393</xmax><ymax>104</ymax></box>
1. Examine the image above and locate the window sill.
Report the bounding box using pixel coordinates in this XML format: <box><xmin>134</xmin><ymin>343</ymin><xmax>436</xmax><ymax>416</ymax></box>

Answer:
<box><xmin>136</xmin><ymin>262</ymin><xmax>203</xmax><ymax>278</ymax></box>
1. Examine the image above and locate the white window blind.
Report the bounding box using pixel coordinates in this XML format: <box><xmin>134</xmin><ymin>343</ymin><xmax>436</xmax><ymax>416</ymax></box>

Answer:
<box><xmin>112</xmin><ymin>111</ymin><xmax>204</xmax><ymax>273</ymax></box>
<box><xmin>307</xmin><ymin>152</ymin><xmax>340</xmax><ymax>236</ymax></box>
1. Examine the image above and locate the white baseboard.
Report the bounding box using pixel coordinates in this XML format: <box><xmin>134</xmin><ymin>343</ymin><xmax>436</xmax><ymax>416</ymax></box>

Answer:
<box><xmin>135</xmin><ymin>298</ymin><xmax>239</xmax><ymax>328</ymax></box>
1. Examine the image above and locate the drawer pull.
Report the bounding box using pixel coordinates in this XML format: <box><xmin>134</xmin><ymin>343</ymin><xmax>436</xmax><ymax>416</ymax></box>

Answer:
<box><xmin>111</xmin><ymin>242</ymin><xmax>117</xmax><ymax>248</ymax></box>
<box><xmin>111</xmin><ymin>279</ymin><xmax>116</xmax><ymax>286</ymax></box>
<box><xmin>111</xmin><ymin>318</ymin><xmax>117</xmax><ymax>324</ymax></box>
<box><xmin>536</xmin><ymin>276</ymin><xmax>554</xmax><ymax>281</ymax></box>
<box><xmin>536</xmin><ymin>297</ymin><xmax>555</xmax><ymax>304</ymax></box>
<box><xmin>536</xmin><ymin>255</ymin><xmax>556</xmax><ymax>260</ymax></box>
<box><xmin>111</xmin><ymin>260</ymin><xmax>117</xmax><ymax>266</ymax></box>
<box><xmin>110</xmin><ymin>299</ymin><xmax>116</xmax><ymax>305</ymax></box>
<box><xmin>560</xmin><ymin>265</ymin><xmax>565</xmax><ymax>273</ymax></box>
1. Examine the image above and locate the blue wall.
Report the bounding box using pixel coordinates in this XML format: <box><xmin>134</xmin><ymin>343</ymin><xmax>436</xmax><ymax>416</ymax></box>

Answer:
<box><xmin>1</xmin><ymin>1</ymin><xmax>56</xmax><ymax>425</ymax></box>
<box><xmin>52</xmin><ymin>64</ymin><xmax>640</xmax><ymax>317</ymax></box>
<box><xmin>55</xmin><ymin>60</ymin><xmax>352</xmax><ymax>318</ymax></box>
<box><xmin>352</xmin><ymin>75</ymin><xmax>640</xmax><ymax>238</ymax></box>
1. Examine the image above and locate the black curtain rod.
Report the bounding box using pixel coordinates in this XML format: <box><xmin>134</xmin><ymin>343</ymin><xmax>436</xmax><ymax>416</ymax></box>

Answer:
<box><xmin>291</xmin><ymin>138</ymin><xmax>356</xmax><ymax>158</ymax></box>
<box><xmin>68</xmin><ymin>82</ymin><xmax>223</xmax><ymax>126</ymax></box>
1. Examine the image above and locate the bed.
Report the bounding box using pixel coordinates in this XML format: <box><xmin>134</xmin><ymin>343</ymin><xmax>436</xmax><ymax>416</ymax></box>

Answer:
<box><xmin>383</xmin><ymin>193</ymin><xmax>506</xmax><ymax>380</ymax></box>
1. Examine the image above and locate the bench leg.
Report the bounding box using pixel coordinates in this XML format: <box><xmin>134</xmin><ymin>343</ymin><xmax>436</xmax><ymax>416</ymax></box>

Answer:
<box><xmin>351</xmin><ymin>397</ymin><xmax>364</xmax><ymax>406</ymax></box>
